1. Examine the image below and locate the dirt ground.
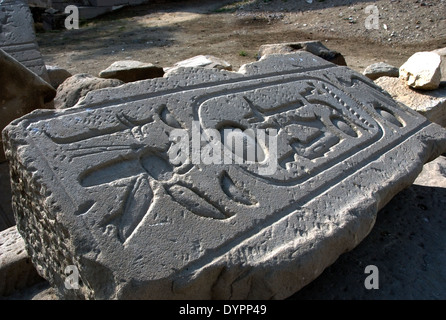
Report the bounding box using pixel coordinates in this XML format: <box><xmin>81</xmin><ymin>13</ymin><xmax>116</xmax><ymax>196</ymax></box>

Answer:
<box><xmin>36</xmin><ymin>0</ymin><xmax>446</xmax><ymax>76</ymax></box>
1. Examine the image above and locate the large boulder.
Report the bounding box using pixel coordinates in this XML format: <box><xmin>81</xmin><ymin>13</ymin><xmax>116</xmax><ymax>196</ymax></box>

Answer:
<box><xmin>0</xmin><ymin>49</ymin><xmax>55</xmax><ymax>162</ymax></box>
<box><xmin>399</xmin><ymin>52</ymin><xmax>442</xmax><ymax>90</ymax></box>
<box><xmin>54</xmin><ymin>73</ymin><xmax>124</xmax><ymax>109</ymax></box>
<box><xmin>375</xmin><ymin>76</ymin><xmax>446</xmax><ymax>127</ymax></box>
<box><xmin>258</xmin><ymin>41</ymin><xmax>347</xmax><ymax>66</ymax></box>
<box><xmin>3</xmin><ymin>52</ymin><xmax>446</xmax><ymax>300</ymax></box>
<box><xmin>99</xmin><ymin>60</ymin><xmax>164</xmax><ymax>83</ymax></box>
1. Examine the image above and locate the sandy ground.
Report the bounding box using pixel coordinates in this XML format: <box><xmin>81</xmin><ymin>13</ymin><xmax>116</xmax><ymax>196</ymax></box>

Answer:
<box><xmin>2</xmin><ymin>0</ymin><xmax>446</xmax><ymax>300</ymax></box>
<box><xmin>36</xmin><ymin>0</ymin><xmax>446</xmax><ymax>75</ymax></box>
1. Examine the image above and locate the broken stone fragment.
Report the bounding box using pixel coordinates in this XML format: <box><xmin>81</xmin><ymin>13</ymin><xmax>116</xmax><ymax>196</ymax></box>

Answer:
<box><xmin>0</xmin><ymin>49</ymin><xmax>56</xmax><ymax>161</ymax></box>
<box><xmin>3</xmin><ymin>52</ymin><xmax>446</xmax><ymax>300</ymax></box>
<box><xmin>257</xmin><ymin>41</ymin><xmax>347</xmax><ymax>66</ymax></box>
<box><xmin>164</xmin><ymin>55</ymin><xmax>232</xmax><ymax>77</ymax></box>
<box><xmin>363</xmin><ymin>62</ymin><xmax>399</xmax><ymax>80</ymax></box>
<box><xmin>399</xmin><ymin>52</ymin><xmax>441</xmax><ymax>90</ymax></box>
<box><xmin>99</xmin><ymin>60</ymin><xmax>164</xmax><ymax>83</ymax></box>
<box><xmin>54</xmin><ymin>73</ymin><xmax>124</xmax><ymax>109</ymax></box>
<box><xmin>375</xmin><ymin>76</ymin><xmax>446</xmax><ymax>127</ymax></box>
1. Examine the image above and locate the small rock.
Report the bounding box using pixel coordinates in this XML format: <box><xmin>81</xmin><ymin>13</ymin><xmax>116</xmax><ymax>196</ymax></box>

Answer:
<box><xmin>54</xmin><ymin>74</ymin><xmax>124</xmax><ymax>109</ymax></box>
<box><xmin>363</xmin><ymin>62</ymin><xmax>399</xmax><ymax>80</ymax></box>
<box><xmin>99</xmin><ymin>60</ymin><xmax>164</xmax><ymax>83</ymax></box>
<box><xmin>164</xmin><ymin>55</ymin><xmax>232</xmax><ymax>77</ymax></box>
<box><xmin>45</xmin><ymin>65</ymin><xmax>72</xmax><ymax>89</ymax></box>
<box><xmin>375</xmin><ymin>76</ymin><xmax>446</xmax><ymax>127</ymax></box>
<box><xmin>257</xmin><ymin>41</ymin><xmax>347</xmax><ymax>66</ymax></box>
<box><xmin>399</xmin><ymin>52</ymin><xmax>441</xmax><ymax>90</ymax></box>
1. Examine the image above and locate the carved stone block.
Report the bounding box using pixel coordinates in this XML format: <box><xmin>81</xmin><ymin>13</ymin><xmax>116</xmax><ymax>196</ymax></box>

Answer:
<box><xmin>3</xmin><ymin>52</ymin><xmax>446</xmax><ymax>299</ymax></box>
<box><xmin>0</xmin><ymin>0</ymin><xmax>49</xmax><ymax>82</ymax></box>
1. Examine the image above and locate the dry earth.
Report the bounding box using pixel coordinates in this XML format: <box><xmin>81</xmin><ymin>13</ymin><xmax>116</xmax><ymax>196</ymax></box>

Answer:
<box><xmin>36</xmin><ymin>0</ymin><xmax>446</xmax><ymax>75</ymax></box>
<box><xmin>3</xmin><ymin>0</ymin><xmax>446</xmax><ymax>300</ymax></box>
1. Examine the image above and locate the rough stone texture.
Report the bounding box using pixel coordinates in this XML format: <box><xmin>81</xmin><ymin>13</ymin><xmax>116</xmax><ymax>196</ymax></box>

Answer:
<box><xmin>0</xmin><ymin>48</ymin><xmax>56</xmax><ymax>162</ymax></box>
<box><xmin>164</xmin><ymin>55</ymin><xmax>232</xmax><ymax>77</ymax></box>
<box><xmin>0</xmin><ymin>161</ymin><xmax>14</xmax><ymax>231</ymax></box>
<box><xmin>375</xmin><ymin>76</ymin><xmax>446</xmax><ymax>127</ymax></box>
<box><xmin>363</xmin><ymin>62</ymin><xmax>399</xmax><ymax>81</ymax></box>
<box><xmin>3</xmin><ymin>52</ymin><xmax>446</xmax><ymax>300</ymax></box>
<box><xmin>46</xmin><ymin>65</ymin><xmax>72</xmax><ymax>90</ymax></box>
<box><xmin>0</xmin><ymin>0</ymin><xmax>50</xmax><ymax>82</ymax></box>
<box><xmin>0</xmin><ymin>226</ymin><xmax>44</xmax><ymax>297</ymax></box>
<box><xmin>99</xmin><ymin>60</ymin><xmax>164</xmax><ymax>83</ymax></box>
<box><xmin>432</xmin><ymin>47</ymin><xmax>446</xmax><ymax>82</ymax></box>
<box><xmin>258</xmin><ymin>41</ymin><xmax>347</xmax><ymax>66</ymax></box>
<box><xmin>54</xmin><ymin>73</ymin><xmax>124</xmax><ymax>109</ymax></box>
<box><xmin>399</xmin><ymin>52</ymin><xmax>442</xmax><ymax>90</ymax></box>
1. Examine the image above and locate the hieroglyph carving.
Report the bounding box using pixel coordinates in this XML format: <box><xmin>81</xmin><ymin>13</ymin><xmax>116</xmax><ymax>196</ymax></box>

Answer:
<box><xmin>3</xmin><ymin>53</ymin><xmax>445</xmax><ymax>299</ymax></box>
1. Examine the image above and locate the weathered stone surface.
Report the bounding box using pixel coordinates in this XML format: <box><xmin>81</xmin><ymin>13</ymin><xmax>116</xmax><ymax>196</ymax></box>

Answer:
<box><xmin>3</xmin><ymin>52</ymin><xmax>446</xmax><ymax>300</ymax></box>
<box><xmin>46</xmin><ymin>65</ymin><xmax>72</xmax><ymax>89</ymax></box>
<box><xmin>0</xmin><ymin>0</ymin><xmax>50</xmax><ymax>82</ymax></box>
<box><xmin>0</xmin><ymin>226</ymin><xmax>44</xmax><ymax>297</ymax></box>
<box><xmin>164</xmin><ymin>55</ymin><xmax>232</xmax><ymax>77</ymax></box>
<box><xmin>399</xmin><ymin>52</ymin><xmax>442</xmax><ymax>90</ymax></box>
<box><xmin>363</xmin><ymin>62</ymin><xmax>399</xmax><ymax>80</ymax></box>
<box><xmin>99</xmin><ymin>60</ymin><xmax>164</xmax><ymax>83</ymax></box>
<box><xmin>432</xmin><ymin>47</ymin><xmax>446</xmax><ymax>82</ymax></box>
<box><xmin>375</xmin><ymin>76</ymin><xmax>446</xmax><ymax>127</ymax></box>
<box><xmin>54</xmin><ymin>73</ymin><xmax>124</xmax><ymax>109</ymax></box>
<box><xmin>258</xmin><ymin>41</ymin><xmax>347</xmax><ymax>66</ymax></box>
<box><xmin>0</xmin><ymin>49</ymin><xmax>56</xmax><ymax>162</ymax></box>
